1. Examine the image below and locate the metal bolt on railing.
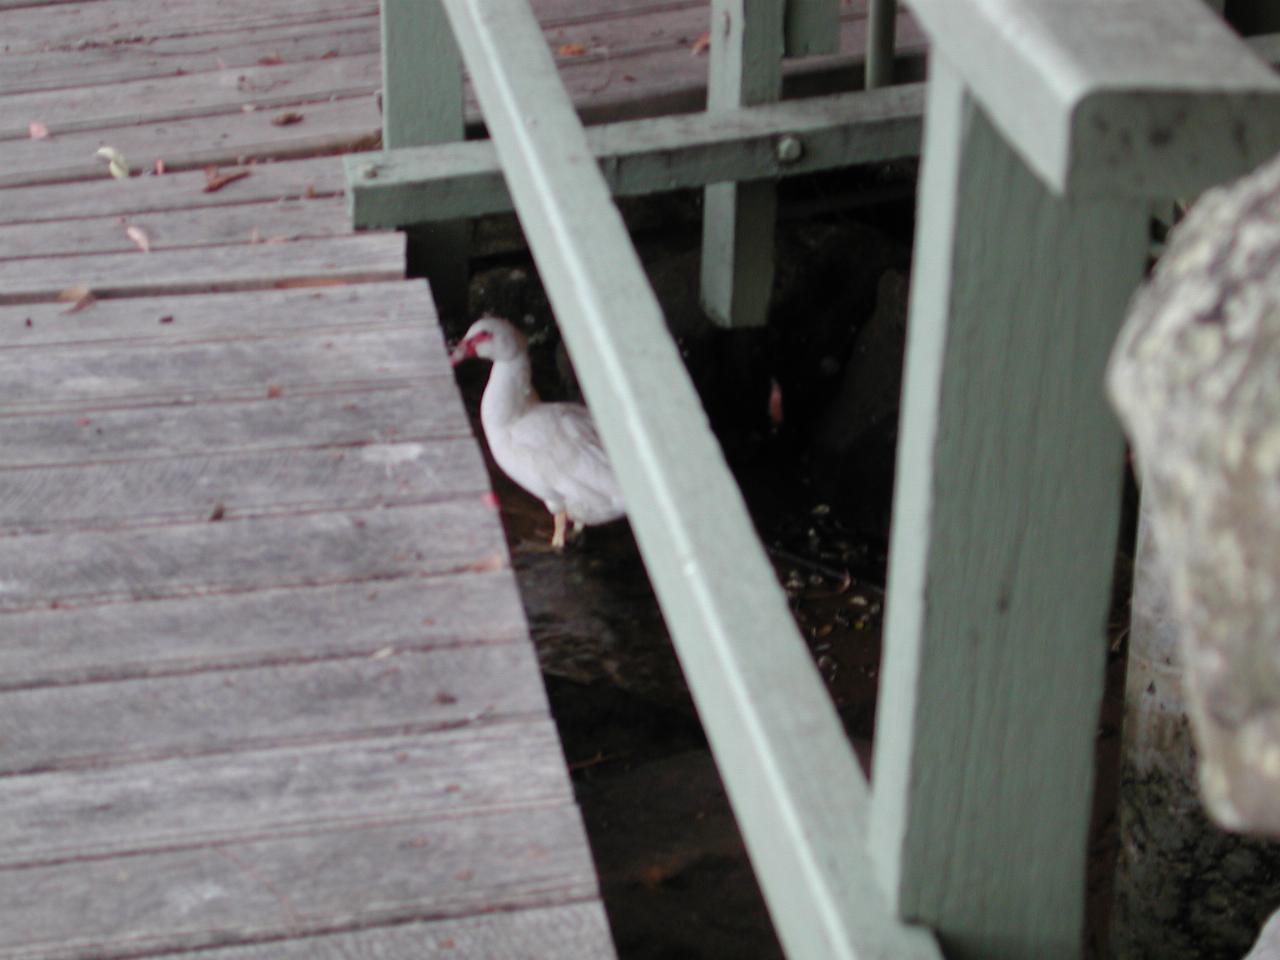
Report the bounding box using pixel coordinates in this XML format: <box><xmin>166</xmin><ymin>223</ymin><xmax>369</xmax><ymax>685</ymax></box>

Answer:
<box><xmin>776</xmin><ymin>135</ymin><xmax>804</xmax><ymax>164</ymax></box>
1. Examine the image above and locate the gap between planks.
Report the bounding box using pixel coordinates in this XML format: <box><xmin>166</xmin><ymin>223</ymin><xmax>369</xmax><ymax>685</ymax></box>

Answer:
<box><xmin>0</xmin><ymin>234</ymin><xmax>406</xmax><ymax>304</ymax></box>
<box><xmin>0</xmin><ymin>569</ymin><xmax>528</xmax><ymax>692</ymax></box>
<box><xmin>0</xmin><ymin>719</ymin><xmax>574</xmax><ymax>868</ymax></box>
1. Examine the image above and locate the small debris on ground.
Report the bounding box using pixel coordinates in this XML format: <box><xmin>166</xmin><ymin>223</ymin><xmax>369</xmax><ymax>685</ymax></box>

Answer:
<box><xmin>203</xmin><ymin>166</ymin><xmax>250</xmax><ymax>193</ymax></box>
<box><xmin>57</xmin><ymin>284</ymin><xmax>95</xmax><ymax>313</ymax></box>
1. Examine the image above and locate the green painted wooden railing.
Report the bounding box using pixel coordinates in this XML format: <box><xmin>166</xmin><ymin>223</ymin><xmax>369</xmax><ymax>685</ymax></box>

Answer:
<box><xmin>346</xmin><ymin>1</ymin><xmax>1280</xmax><ymax>957</ymax></box>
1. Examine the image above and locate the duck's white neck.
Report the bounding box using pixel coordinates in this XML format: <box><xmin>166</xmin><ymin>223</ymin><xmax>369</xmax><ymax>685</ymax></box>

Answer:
<box><xmin>480</xmin><ymin>354</ymin><xmax>539</xmax><ymax>431</ymax></box>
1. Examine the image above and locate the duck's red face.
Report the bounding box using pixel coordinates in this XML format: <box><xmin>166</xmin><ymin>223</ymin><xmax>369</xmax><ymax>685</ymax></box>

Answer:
<box><xmin>449</xmin><ymin>330</ymin><xmax>493</xmax><ymax>366</ymax></box>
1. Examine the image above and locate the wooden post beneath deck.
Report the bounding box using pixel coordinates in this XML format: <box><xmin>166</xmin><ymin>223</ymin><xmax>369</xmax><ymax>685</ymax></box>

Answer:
<box><xmin>700</xmin><ymin>0</ymin><xmax>784</xmax><ymax>328</ymax></box>
<box><xmin>380</xmin><ymin>0</ymin><xmax>470</xmax><ymax>320</ymax></box>
<box><xmin>869</xmin><ymin>54</ymin><xmax>1149</xmax><ymax>959</ymax></box>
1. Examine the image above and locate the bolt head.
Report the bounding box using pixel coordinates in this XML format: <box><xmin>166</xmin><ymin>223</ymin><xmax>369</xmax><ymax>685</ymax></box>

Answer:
<box><xmin>776</xmin><ymin>135</ymin><xmax>804</xmax><ymax>164</ymax></box>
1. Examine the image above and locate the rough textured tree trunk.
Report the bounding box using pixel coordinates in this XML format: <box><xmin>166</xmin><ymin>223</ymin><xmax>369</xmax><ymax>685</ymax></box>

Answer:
<box><xmin>1112</xmin><ymin>512</ymin><xmax>1280</xmax><ymax>960</ymax></box>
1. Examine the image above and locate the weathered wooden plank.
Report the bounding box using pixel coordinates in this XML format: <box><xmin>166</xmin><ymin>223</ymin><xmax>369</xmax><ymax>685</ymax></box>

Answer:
<box><xmin>0</xmin><ymin>387</ymin><xmax>466</xmax><ymax>466</ymax></box>
<box><xmin>348</xmin><ymin>85</ymin><xmax>923</xmax><ymax>226</ymax></box>
<box><xmin>0</xmin><ymin>499</ymin><xmax>508</xmax><ymax>612</ymax></box>
<box><xmin>0</xmin><ymin>196</ymin><xmax>350</xmax><ymax>260</ymax></box>
<box><xmin>0</xmin><ymin>805</ymin><xmax>596</xmax><ymax>960</ymax></box>
<box><xmin>0</xmin><ymin>53</ymin><xmax>382</xmax><ymax>142</ymax></box>
<box><xmin>0</xmin><ymin>158</ymin><xmax>345</xmax><ymax>227</ymax></box>
<box><xmin>906</xmin><ymin>0</ymin><xmax>1280</xmax><ymax>196</ymax></box>
<box><xmin>0</xmin><ymin>94</ymin><xmax>381</xmax><ymax>189</ymax></box>
<box><xmin>145</xmin><ymin>903</ymin><xmax>615</xmax><ymax>960</ymax></box>
<box><xmin>0</xmin><ymin>642</ymin><xmax>539</xmax><ymax>775</ymax></box>
<box><xmin>0</xmin><ymin>437</ymin><xmax>488</xmax><ymax>535</ymax></box>
<box><xmin>0</xmin><ymin>721</ymin><xmax>567</xmax><ymax>864</ymax></box>
<box><xmin>700</xmin><ymin>0</ymin><xmax>784</xmax><ymax>329</ymax></box>
<box><xmin>0</xmin><ymin>17</ymin><xmax>380</xmax><ymax>96</ymax></box>
<box><xmin>0</xmin><ymin>0</ymin><xmax>380</xmax><ymax>55</ymax></box>
<box><xmin>0</xmin><ymin>283</ymin><xmax>436</xmax><ymax>347</ymax></box>
<box><xmin>869</xmin><ymin>55</ymin><xmax>1148</xmax><ymax>958</ymax></box>
<box><xmin>0</xmin><ymin>234</ymin><xmax>403</xmax><ymax>304</ymax></box>
<box><xmin>0</xmin><ymin>327</ymin><xmax>432</xmax><ymax>411</ymax></box>
<box><xmin>0</xmin><ymin>571</ymin><xmax>524</xmax><ymax>689</ymax></box>
<box><xmin>438</xmin><ymin>1</ymin><xmax>940</xmax><ymax>957</ymax></box>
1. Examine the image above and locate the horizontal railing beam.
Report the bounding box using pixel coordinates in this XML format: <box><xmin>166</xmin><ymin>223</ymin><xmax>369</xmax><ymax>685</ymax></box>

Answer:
<box><xmin>433</xmin><ymin>0</ymin><xmax>942</xmax><ymax>957</ymax></box>
<box><xmin>907</xmin><ymin>0</ymin><xmax>1280</xmax><ymax>197</ymax></box>
<box><xmin>345</xmin><ymin>85</ymin><xmax>922</xmax><ymax>228</ymax></box>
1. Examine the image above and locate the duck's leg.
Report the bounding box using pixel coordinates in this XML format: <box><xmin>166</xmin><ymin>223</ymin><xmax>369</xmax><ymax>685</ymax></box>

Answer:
<box><xmin>551</xmin><ymin>511</ymin><xmax>568</xmax><ymax>549</ymax></box>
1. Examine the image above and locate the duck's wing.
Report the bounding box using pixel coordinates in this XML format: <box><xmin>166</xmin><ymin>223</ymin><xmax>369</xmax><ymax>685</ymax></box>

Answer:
<box><xmin>505</xmin><ymin>403</ymin><xmax>623</xmax><ymax>507</ymax></box>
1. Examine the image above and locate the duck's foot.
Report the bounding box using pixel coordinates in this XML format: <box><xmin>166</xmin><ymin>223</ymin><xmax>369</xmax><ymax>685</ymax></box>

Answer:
<box><xmin>550</xmin><ymin>511</ymin><xmax>568</xmax><ymax>550</ymax></box>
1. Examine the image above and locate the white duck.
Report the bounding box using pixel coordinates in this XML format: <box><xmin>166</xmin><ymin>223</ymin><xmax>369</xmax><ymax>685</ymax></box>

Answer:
<box><xmin>450</xmin><ymin>317</ymin><xmax>626</xmax><ymax>549</ymax></box>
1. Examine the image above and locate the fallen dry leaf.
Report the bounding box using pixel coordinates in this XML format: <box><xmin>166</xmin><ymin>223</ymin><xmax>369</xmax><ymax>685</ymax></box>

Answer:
<box><xmin>257</xmin><ymin>53</ymin><xmax>284</xmax><ymax>66</ymax></box>
<box><xmin>690</xmin><ymin>31</ymin><xmax>711</xmax><ymax>56</ymax></box>
<box><xmin>95</xmin><ymin>146</ymin><xmax>130</xmax><ymax>179</ymax></box>
<box><xmin>124</xmin><ymin>224</ymin><xmax>150</xmax><ymax>253</ymax></box>
<box><xmin>266</xmin><ymin>385</ymin><xmax>284</xmax><ymax>398</ymax></box>
<box><xmin>28</xmin><ymin>121</ymin><xmax>49</xmax><ymax>140</ymax></box>
<box><xmin>57</xmin><ymin>284</ymin><xmax>96</xmax><ymax>313</ymax></box>
<box><xmin>203</xmin><ymin>166</ymin><xmax>250</xmax><ymax>193</ymax></box>
<box><xmin>321</xmin><ymin>49</ymin><xmax>339</xmax><ymax>59</ymax></box>
<box><xmin>271</xmin><ymin>111</ymin><xmax>304</xmax><ymax>126</ymax></box>
<box><xmin>557</xmin><ymin>42</ymin><xmax>587</xmax><ymax>57</ymax></box>
<box><xmin>158</xmin><ymin>315</ymin><xmax>174</xmax><ymax>324</ymax></box>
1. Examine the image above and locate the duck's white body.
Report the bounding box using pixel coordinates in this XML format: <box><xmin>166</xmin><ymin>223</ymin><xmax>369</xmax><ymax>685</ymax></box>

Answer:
<box><xmin>452</xmin><ymin>317</ymin><xmax>626</xmax><ymax>547</ymax></box>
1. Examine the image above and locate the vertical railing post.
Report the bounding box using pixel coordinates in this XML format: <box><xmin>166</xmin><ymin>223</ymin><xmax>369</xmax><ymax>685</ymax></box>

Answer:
<box><xmin>699</xmin><ymin>0</ymin><xmax>784</xmax><ymax>328</ymax></box>
<box><xmin>379</xmin><ymin>0</ymin><xmax>470</xmax><ymax>319</ymax></box>
<box><xmin>785</xmin><ymin>0</ymin><xmax>839</xmax><ymax>57</ymax></box>
<box><xmin>865</xmin><ymin>0</ymin><xmax>897</xmax><ymax>88</ymax></box>
<box><xmin>869</xmin><ymin>53</ymin><xmax>1149</xmax><ymax>958</ymax></box>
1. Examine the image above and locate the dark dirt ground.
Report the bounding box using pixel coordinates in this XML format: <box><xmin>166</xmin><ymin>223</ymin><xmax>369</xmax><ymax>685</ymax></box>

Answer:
<box><xmin>435</xmin><ymin>167</ymin><xmax>1133</xmax><ymax>960</ymax></box>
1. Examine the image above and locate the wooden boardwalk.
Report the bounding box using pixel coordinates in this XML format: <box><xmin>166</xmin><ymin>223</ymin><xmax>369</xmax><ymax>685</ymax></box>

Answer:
<box><xmin>0</xmin><ymin>1</ymin><xmax>631</xmax><ymax>956</ymax></box>
<box><xmin>0</xmin><ymin>1</ymin><xmax>923</xmax><ymax>956</ymax></box>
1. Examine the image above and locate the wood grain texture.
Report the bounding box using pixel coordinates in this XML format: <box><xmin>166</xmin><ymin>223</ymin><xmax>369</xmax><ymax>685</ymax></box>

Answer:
<box><xmin>0</xmin><ymin>499</ymin><xmax>509</xmax><ymax>612</ymax></box>
<box><xmin>0</xmin><ymin>387</ymin><xmax>467</xmax><ymax>466</ymax></box>
<box><xmin>0</xmin><ymin>283</ymin><xmax>437</xmax><ymax>348</ymax></box>
<box><xmin>0</xmin><ymin>570</ymin><xmax>525</xmax><ymax>689</ymax></box>
<box><xmin>0</xmin><ymin>53</ymin><xmax>383</xmax><ymax>142</ymax></box>
<box><xmin>145</xmin><ymin>902</ymin><xmax>616</xmax><ymax>960</ymax></box>
<box><xmin>0</xmin><ymin>17</ymin><xmax>380</xmax><ymax>96</ymax></box>
<box><xmin>0</xmin><ymin>436</ymin><xmax>489</xmax><ymax>534</ymax></box>
<box><xmin>0</xmin><ymin>720</ymin><xmax>569</xmax><ymax>864</ymax></box>
<box><xmin>870</xmin><ymin>55</ymin><xmax>1147</xmax><ymax>959</ymax></box>
<box><xmin>0</xmin><ymin>234</ymin><xmax>404</xmax><ymax>304</ymax></box>
<box><xmin>0</xmin><ymin>0</ymin><xmax>380</xmax><ymax>56</ymax></box>
<box><xmin>0</xmin><ymin>158</ymin><xmax>345</xmax><ymax>227</ymax></box>
<box><xmin>0</xmin><ymin>642</ymin><xmax>542</xmax><ymax>774</ymax></box>
<box><xmin>0</xmin><ymin>95</ymin><xmax>381</xmax><ymax>189</ymax></box>
<box><xmin>0</xmin><ymin>327</ymin><xmax>432</xmax><ymax>411</ymax></box>
<box><xmin>0</xmin><ymin>196</ymin><xmax>351</xmax><ymax>260</ymax></box>
<box><xmin>0</xmin><ymin>804</ymin><xmax>596</xmax><ymax>960</ymax></box>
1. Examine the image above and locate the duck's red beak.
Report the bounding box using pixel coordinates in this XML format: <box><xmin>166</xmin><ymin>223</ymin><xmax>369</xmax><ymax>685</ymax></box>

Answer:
<box><xmin>449</xmin><ymin>330</ymin><xmax>493</xmax><ymax>366</ymax></box>
<box><xmin>449</xmin><ymin>339</ymin><xmax>473</xmax><ymax>366</ymax></box>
